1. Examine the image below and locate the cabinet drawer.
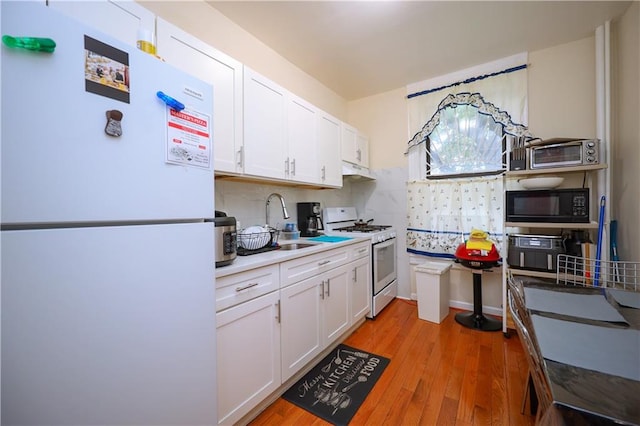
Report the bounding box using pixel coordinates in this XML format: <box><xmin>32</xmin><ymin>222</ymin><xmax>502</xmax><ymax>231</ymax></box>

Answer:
<box><xmin>280</xmin><ymin>247</ymin><xmax>350</xmax><ymax>288</ymax></box>
<box><xmin>216</xmin><ymin>264</ymin><xmax>280</xmax><ymax>312</ymax></box>
<box><xmin>349</xmin><ymin>241</ymin><xmax>370</xmax><ymax>260</ymax></box>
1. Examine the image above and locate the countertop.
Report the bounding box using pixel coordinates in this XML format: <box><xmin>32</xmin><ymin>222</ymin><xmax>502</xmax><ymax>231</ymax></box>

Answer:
<box><xmin>215</xmin><ymin>236</ymin><xmax>371</xmax><ymax>278</ymax></box>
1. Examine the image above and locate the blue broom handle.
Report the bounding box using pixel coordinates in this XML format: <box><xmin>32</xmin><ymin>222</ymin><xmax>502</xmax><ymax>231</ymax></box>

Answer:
<box><xmin>594</xmin><ymin>196</ymin><xmax>606</xmax><ymax>286</ymax></box>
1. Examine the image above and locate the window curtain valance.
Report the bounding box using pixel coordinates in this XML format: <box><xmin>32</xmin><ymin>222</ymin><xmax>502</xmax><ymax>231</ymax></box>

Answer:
<box><xmin>407</xmin><ymin>57</ymin><xmax>529</xmax><ymax>165</ymax></box>
<box><xmin>406</xmin><ymin>92</ymin><xmax>533</xmax><ymax>153</ymax></box>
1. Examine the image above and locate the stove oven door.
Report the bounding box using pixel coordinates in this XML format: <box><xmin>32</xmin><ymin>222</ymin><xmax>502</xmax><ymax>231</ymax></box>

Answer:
<box><xmin>372</xmin><ymin>237</ymin><xmax>397</xmax><ymax>294</ymax></box>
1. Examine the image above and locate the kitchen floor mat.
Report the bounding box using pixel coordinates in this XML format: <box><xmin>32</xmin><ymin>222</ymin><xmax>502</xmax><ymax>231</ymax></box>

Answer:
<box><xmin>282</xmin><ymin>344</ymin><xmax>389</xmax><ymax>426</ymax></box>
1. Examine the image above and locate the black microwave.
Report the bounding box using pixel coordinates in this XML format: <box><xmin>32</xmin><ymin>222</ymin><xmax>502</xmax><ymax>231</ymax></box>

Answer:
<box><xmin>506</xmin><ymin>188</ymin><xmax>590</xmax><ymax>223</ymax></box>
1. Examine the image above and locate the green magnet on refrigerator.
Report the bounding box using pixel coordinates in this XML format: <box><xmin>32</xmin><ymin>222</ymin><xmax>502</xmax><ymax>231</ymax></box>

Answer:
<box><xmin>2</xmin><ymin>35</ymin><xmax>56</xmax><ymax>52</ymax></box>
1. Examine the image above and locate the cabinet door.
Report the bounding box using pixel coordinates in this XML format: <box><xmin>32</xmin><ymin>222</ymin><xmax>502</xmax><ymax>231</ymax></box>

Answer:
<box><xmin>317</xmin><ymin>112</ymin><xmax>342</xmax><ymax>188</ymax></box>
<box><xmin>357</xmin><ymin>132</ymin><xmax>370</xmax><ymax>168</ymax></box>
<box><xmin>350</xmin><ymin>257</ymin><xmax>371</xmax><ymax>323</ymax></box>
<box><xmin>243</xmin><ymin>67</ymin><xmax>287</xmax><ymax>180</ymax></box>
<box><xmin>216</xmin><ymin>291</ymin><xmax>281</xmax><ymax>426</ymax></box>
<box><xmin>287</xmin><ymin>94</ymin><xmax>318</xmax><ymax>184</ymax></box>
<box><xmin>322</xmin><ymin>264</ymin><xmax>351</xmax><ymax>345</ymax></box>
<box><xmin>280</xmin><ymin>276</ymin><xmax>322</xmax><ymax>382</ymax></box>
<box><xmin>48</xmin><ymin>0</ymin><xmax>154</xmax><ymax>48</ymax></box>
<box><xmin>156</xmin><ymin>19</ymin><xmax>244</xmax><ymax>175</ymax></box>
<box><xmin>341</xmin><ymin>123</ymin><xmax>358</xmax><ymax>165</ymax></box>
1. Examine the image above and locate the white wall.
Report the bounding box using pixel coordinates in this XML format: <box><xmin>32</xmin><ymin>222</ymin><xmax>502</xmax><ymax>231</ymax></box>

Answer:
<box><xmin>612</xmin><ymin>1</ymin><xmax>640</xmax><ymax>262</ymax></box>
<box><xmin>346</xmin><ymin>36</ymin><xmax>605</xmax><ymax>310</ymax></box>
<box><xmin>141</xmin><ymin>0</ymin><xmax>635</xmax><ymax>308</ymax></box>
<box><xmin>528</xmin><ymin>37</ymin><xmax>598</xmax><ymax>139</ymax></box>
<box><xmin>347</xmin><ymin>88</ymin><xmax>408</xmax><ymax>170</ymax></box>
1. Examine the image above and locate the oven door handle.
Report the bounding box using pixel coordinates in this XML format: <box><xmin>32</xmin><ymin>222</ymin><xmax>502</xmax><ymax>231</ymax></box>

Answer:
<box><xmin>373</xmin><ymin>238</ymin><xmax>395</xmax><ymax>249</ymax></box>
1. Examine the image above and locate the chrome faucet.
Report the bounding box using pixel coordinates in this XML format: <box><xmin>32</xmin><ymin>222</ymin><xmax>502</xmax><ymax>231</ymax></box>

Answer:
<box><xmin>265</xmin><ymin>193</ymin><xmax>290</xmax><ymax>227</ymax></box>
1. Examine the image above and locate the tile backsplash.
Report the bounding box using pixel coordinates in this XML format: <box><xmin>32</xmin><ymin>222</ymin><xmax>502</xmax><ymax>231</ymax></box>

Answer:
<box><xmin>214</xmin><ymin>168</ymin><xmax>406</xmax><ymax>230</ymax></box>
<box><xmin>214</xmin><ymin>178</ymin><xmax>359</xmax><ymax>230</ymax></box>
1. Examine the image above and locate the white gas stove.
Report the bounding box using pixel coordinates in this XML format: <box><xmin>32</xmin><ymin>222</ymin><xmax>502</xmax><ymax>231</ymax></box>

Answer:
<box><xmin>323</xmin><ymin>207</ymin><xmax>396</xmax><ymax>243</ymax></box>
<box><xmin>323</xmin><ymin>207</ymin><xmax>397</xmax><ymax>318</ymax></box>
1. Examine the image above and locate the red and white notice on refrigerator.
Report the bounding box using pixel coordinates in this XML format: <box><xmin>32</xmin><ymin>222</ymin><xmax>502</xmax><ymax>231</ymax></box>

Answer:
<box><xmin>165</xmin><ymin>107</ymin><xmax>212</xmax><ymax>169</ymax></box>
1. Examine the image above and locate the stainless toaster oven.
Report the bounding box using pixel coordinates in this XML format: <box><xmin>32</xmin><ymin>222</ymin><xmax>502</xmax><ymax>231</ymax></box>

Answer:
<box><xmin>530</xmin><ymin>139</ymin><xmax>599</xmax><ymax>169</ymax></box>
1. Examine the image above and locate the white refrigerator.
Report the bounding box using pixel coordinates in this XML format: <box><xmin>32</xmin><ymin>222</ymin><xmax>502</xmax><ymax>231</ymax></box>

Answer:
<box><xmin>1</xmin><ymin>3</ymin><xmax>217</xmax><ymax>425</ymax></box>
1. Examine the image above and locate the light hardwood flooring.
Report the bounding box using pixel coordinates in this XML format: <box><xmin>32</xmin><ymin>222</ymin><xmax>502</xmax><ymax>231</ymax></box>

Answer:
<box><xmin>249</xmin><ymin>298</ymin><xmax>536</xmax><ymax>426</ymax></box>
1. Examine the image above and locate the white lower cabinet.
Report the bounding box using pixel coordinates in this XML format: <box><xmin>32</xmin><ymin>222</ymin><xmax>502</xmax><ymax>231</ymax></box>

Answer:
<box><xmin>321</xmin><ymin>263</ymin><xmax>351</xmax><ymax>344</ymax></box>
<box><xmin>216</xmin><ymin>291</ymin><xmax>281</xmax><ymax>426</ymax></box>
<box><xmin>280</xmin><ymin>275</ymin><xmax>323</xmax><ymax>382</ymax></box>
<box><xmin>349</xmin><ymin>256</ymin><xmax>371</xmax><ymax>322</ymax></box>
<box><xmin>216</xmin><ymin>243</ymin><xmax>372</xmax><ymax>423</ymax></box>
<box><xmin>280</xmin><ymin>262</ymin><xmax>350</xmax><ymax>382</ymax></box>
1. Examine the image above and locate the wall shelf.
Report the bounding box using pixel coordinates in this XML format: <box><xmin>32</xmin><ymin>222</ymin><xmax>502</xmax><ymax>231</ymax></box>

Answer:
<box><xmin>509</xmin><ymin>268</ymin><xmax>557</xmax><ymax>280</ymax></box>
<box><xmin>506</xmin><ymin>163</ymin><xmax>607</xmax><ymax>177</ymax></box>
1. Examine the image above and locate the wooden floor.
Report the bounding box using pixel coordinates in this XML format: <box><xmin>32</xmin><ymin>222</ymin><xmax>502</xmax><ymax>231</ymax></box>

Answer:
<box><xmin>249</xmin><ymin>298</ymin><xmax>536</xmax><ymax>426</ymax></box>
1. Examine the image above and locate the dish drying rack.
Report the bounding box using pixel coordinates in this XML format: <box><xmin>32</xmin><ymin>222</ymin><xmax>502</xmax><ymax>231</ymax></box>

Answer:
<box><xmin>236</xmin><ymin>227</ymin><xmax>280</xmax><ymax>254</ymax></box>
<box><xmin>556</xmin><ymin>254</ymin><xmax>639</xmax><ymax>291</ymax></box>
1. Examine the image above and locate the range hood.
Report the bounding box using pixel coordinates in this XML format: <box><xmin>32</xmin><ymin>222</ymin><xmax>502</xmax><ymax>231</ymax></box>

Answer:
<box><xmin>342</xmin><ymin>161</ymin><xmax>375</xmax><ymax>180</ymax></box>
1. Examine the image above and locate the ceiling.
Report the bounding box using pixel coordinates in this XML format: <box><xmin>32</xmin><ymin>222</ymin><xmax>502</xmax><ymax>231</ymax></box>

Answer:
<box><xmin>206</xmin><ymin>1</ymin><xmax>631</xmax><ymax>101</ymax></box>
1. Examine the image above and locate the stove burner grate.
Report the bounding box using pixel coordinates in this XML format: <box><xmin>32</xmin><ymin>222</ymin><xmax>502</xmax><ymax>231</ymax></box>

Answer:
<box><xmin>334</xmin><ymin>224</ymin><xmax>392</xmax><ymax>233</ymax></box>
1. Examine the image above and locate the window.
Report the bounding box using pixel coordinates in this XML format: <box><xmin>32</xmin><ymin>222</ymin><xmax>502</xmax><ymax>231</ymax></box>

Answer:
<box><xmin>426</xmin><ymin>104</ymin><xmax>505</xmax><ymax>178</ymax></box>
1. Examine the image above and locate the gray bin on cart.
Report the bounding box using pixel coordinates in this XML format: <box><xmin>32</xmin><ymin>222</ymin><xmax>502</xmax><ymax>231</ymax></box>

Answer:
<box><xmin>415</xmin><ymin>261</ymin><xmax>452</xmax><ymax>323</ymax></box>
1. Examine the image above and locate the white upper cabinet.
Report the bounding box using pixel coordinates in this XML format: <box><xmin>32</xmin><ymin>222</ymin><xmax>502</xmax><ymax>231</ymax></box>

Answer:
<box><xmin>156</xmin><ymin>19</ymin><xmax>244</xmax><ymax>175</ymax></box>
<box><xmin>244</xmin><ymin>68</ymin><xmax>329</xmax><ymax>186</ymax></box>
<box><xmin>47</xmin><ymin>0</ymin><xmax>154</xmax><ymax>48</ymax></box>
<box><xmin>356</xmin><ymin>132</ymin><xmax>370</xmax><ymax>168</ymax></box>
<box><xmin>317</xmin><ymin>112</ymin><xmax>343</xmax><ymax>188</ymax></box>
<box><xmin>287</xmin><ymin>94</ymin><xmax>318</xmax><ymax>184</ymax></box>
<box><xmin>342</xmin><ymin>123</ymin><xmax>358</xmax><ymax>165</ymax></box>
<box><xmin>342</xmin><ymin>123</ymin><xmax>369</xmax><ymax>168</ymax></box>
<box><xmin>243</xmin><ymin>67</ymin><xmax>288</xmax><ymax>180</ymax></box>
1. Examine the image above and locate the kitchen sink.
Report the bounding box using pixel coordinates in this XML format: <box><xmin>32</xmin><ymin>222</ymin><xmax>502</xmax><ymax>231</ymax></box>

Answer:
<box><xmin>278</xmin><ymin>243</ymin><xmax>318</xmax><ymax>250</ymax></box>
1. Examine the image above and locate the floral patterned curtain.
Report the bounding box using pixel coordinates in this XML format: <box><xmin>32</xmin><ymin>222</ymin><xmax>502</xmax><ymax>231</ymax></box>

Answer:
<box><xmin>406</xmin><ymin>175</ymin><xmax>504</xmax><ymax>258</ymax></box>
